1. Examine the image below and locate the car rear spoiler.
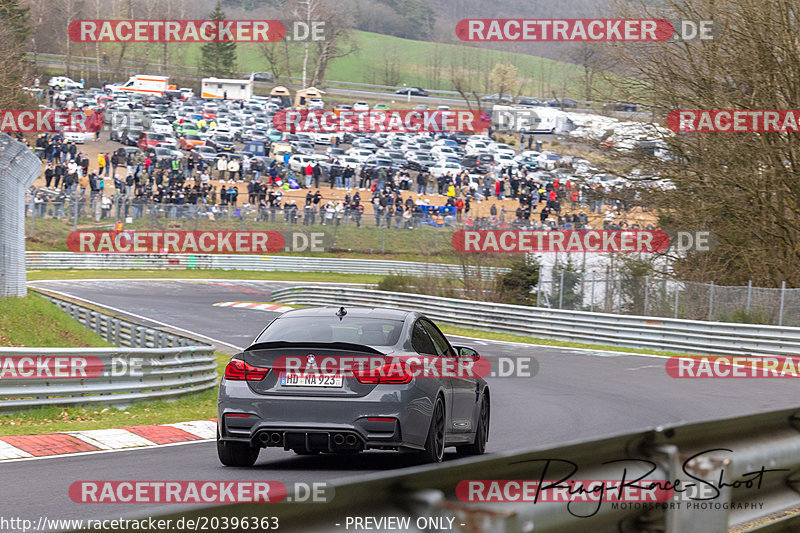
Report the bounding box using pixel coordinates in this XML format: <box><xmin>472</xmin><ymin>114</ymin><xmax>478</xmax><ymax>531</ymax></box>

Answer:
<box><xmin>243</xmin><ymin>341</ymin><xmax>386</xmax><ymax>355</ymax></box>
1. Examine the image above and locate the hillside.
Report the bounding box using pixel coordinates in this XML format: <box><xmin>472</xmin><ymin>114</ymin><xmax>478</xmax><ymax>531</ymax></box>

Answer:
<box><xmin>93</xmin><ymin>30</ymin><xmax>616</xmax><ymax>101</ymax></box>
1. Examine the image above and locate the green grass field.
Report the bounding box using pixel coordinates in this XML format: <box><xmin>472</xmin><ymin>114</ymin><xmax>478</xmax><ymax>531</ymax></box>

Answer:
<box><xmin>91</xmin><ymin>30</ymin><xmax>598</xmax><ymax>98</ymax></box>
<box><xmin>0</xmin><ymin>293</ymin><xmax>112</xmax><ymax>348</ymax></box>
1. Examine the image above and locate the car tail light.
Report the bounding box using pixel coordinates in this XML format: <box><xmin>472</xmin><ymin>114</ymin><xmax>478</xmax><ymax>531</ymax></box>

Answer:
<box><xmin>354</xmin><ymin>363</ymin><xmax>412</xmax><ymax>384</ymax></box>
<box><xmin>224</xmin><ymin>359</ymin><xmax>270</xmax><ymax>381</ymax></box>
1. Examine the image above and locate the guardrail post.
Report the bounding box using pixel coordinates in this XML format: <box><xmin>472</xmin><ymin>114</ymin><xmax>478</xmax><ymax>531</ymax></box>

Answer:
<box><xmin>536</xmin><ymin>273</ymin><xmax>542</xmax><ymax>307</ymax></box>
<box><xmin>708</xmin><ymin>281</ymin><xmax>715</xmax><ymax>321</ymax></box>
<box><xmin>113</xmin><ymin>318</ymin><xmax>121</xmax><ymax>346</ymax></box>
<box><xmin>674</xmin><ymin>283</ymin><xmax>680</xmax><ymax>319</ymax></box>
<box><xmin>779</xmin><ymin>280</ymin><xmax>786</xmax><ymax>326</ymax></box>
<box><xmin>644</xmin><ymin>275</ymin><xmax>649</xmax><ymax>315</ymax></box>
<box><xmin>746</xmin><ymin>279</ymin><xmax>752</xmax><ymax>313</ymax></box>
<box><xmin>590</xmin><ymin>272</ymin><xmax>595</xmax><ymax>312</ymax></box>
<box><xmin>73</xmin><ymin>192</ymin><xmax>79</xmax><ymax>231</ymax></box>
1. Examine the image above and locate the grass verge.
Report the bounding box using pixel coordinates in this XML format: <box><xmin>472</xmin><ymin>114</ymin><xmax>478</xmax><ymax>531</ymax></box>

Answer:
<box><xmin>439</xmin><ymin>325</ymin><xmax>693</xmax><ymax>358</ymax></box>
<box><xmin>0</xmin><ymin>293</ymin><xmax>112</xmax><ymax>348</ymax></box>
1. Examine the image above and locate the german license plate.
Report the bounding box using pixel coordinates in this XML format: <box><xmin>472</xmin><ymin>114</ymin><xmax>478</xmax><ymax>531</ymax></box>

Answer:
<box><xmin>280</xmin><ymin>372</ymin><xmax>343</xmax><ymax>387</ymax></box>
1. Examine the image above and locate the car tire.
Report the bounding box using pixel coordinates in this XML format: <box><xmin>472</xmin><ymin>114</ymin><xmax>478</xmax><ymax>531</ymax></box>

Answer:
<box><xmin>456</xmin><ymin>394</ymin><xmax>489</xmax><ymax>456</ymax></box>
<box><xmin>217</xmin><ymin>431</ymin><xmax>260</xmax><ymax>467</ymax></box>
<box><xmin>418</xmin><ymin>396</ymin><xmax>446</xmax><ymax>463</ymax></box>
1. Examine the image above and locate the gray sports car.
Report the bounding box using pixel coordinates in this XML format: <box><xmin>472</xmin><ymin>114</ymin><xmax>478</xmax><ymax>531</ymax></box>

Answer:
<box><xmin>216</xmin><ymin>307</ymin><xmax>490</xmax><ymax>466</ymax></box>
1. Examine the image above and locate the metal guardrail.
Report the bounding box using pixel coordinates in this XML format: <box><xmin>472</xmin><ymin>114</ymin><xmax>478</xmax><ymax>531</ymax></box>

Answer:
<box><xmin>25</xmin><ymin>251</ymin><xmax>504</xmax><ymax>278</ymax></box>
<box><xmin>270</xmin><ymin>286</ymin><xmax>800</xmax><ymax>357</ymax></box>
<box><xmin>138</xmin><ymin>407</ymin><xmax>800</xmax><ymax>533</ymax></box>
<box><xmin>0</xmin><ymin>293</ymin><xmax>217</xmax><ymax>409</ymax></box>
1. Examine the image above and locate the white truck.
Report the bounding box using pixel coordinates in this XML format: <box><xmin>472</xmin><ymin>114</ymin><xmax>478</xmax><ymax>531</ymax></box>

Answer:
<box><xmin>201</xmin><ymin>77</ymin><xmax>254</xmax><ymax>100</ymax></box>
<box><xmin>108</xmin><ymin>75</ymin><xmax>169</xmax><ymax>96</ymax></box>
<box><xmin>491</xmin><ymin>104</ymin><xmax>571</xmax><ymax>134</ymax></box>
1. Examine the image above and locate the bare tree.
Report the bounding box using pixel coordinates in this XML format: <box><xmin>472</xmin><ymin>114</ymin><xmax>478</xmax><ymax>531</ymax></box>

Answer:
<box><xmin>53</xmin><ymin>0</ymin><xmax>85</xmax><ymax>77</ymax></box>
<box><xmin>607</xmin><ymin>0</ymin><xmax>800</xmax><ymax>286</ymax></box>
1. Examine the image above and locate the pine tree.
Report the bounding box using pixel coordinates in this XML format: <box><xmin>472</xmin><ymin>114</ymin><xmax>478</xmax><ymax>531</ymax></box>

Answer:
<box><xmin>200</xmin><ymin>1</ymin><xmax>237</xmax><ymax>78</ymax></box>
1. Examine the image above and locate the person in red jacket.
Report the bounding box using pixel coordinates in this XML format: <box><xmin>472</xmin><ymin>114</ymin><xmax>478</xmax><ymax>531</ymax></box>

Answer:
<box><xmin>455</xmin><ymin>197</ymin><xmax>465</xmax><ymax>221</ymax></box>
<box><xmin>304</xmin><ymin>163</ymin><xmax>314</xmax><ymax>188</ymax></box>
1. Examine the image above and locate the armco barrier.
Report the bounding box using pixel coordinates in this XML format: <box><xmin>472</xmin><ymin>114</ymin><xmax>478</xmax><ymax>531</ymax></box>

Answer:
<box><xmin>25</xmin><ymin>251</ymin><xmax>504</xmax><ymax>278</ymax></box>
<box><xmin>270</xmin><ymin>286</ymin><xmax>800</xmax><ymax>356</ymax></box>
<box><xmin>0</xmin><ymin>292</ymin><xmax>217</xmax><ymax>409</ymax></box>
<box><xmin>129</xmin><ymin>407</ymin><xmax>800</xmax><ymax>533</ymax></box>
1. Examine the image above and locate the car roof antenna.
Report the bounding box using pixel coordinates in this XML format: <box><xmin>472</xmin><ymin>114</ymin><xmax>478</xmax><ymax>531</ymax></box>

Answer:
<box><xmin>336</xmin><ymin>306</ymin><xmax>347</xmax><ymax>320</ymax></box>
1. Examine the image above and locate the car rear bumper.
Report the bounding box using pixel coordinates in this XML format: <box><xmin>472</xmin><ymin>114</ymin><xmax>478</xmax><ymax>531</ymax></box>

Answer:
<box><xmin>218</xmin><ymin>380</ymin><xmax>434</xmax><ymax>451</ymax></box>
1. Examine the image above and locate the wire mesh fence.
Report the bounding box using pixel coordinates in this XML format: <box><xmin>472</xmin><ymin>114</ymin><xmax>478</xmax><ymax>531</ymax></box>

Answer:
<box><xmin>538</xmin><ymin>269</ymin><xmax>800</xmax><ymax>327</ymax></box>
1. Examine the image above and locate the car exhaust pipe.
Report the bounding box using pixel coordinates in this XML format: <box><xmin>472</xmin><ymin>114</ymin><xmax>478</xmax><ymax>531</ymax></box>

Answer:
<box><xmin>270</xmin><ymin>432</ymin><xmax>282</xmax><ymax>444</ymax></box>
<box><xmin>258</xmin><ymin>432</ymin><xmax>270</xmax><ymax>444</ymax></box>
<box><xmin>333</xmin><ymin>433</ymin><xmax>345</xmax><ymax>445</ymax></box>
<box><xmin>345</xmin><ymin>434</ymin><xmax>357</xmax><ymax>446</ymax></box>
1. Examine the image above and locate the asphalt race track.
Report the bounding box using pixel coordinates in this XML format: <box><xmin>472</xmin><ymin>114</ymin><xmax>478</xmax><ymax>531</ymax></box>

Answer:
<box><xmin>7</xmin><ymin>278</ymin><xmax>799</xmax><ymax>526</ymax></box>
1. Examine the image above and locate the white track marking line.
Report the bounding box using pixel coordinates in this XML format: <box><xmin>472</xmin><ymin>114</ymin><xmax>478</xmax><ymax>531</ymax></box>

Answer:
<box><xmin>0</xmin><ymin>439</ymin><xmax>212</xmax><ymax>463</ymax></box>
<box><xmin>0</xmin><ymin>440</ymin><xmax>35</xmax><ymax>459</ymax></box>
<box><xmin>165</xmin><ymin>420</ymin><xmax>217</xmax><ymax>439</ymax></box>
<box><xmin>68</xmin><ymin>429</ymin><xmax>157</xmax><ymax>450</ymax></box>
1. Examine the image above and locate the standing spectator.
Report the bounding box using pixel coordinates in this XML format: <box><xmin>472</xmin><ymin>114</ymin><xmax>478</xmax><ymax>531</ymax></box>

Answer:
<box><xmin>228</xmin><ymin>157</ymin><xmax>240</xmax><ymax>181</ymax></box>
<box><xmin>44</xmin><ymin>163</ymin><xmax>54</xmax><ymax>188</ymax></box>
<box><xmin>217</xmin><ymin>155</ymin><xmax>228</xmax><ymax>179</ymax></box>
<box><xmin>304</xmin><ymin>162</ymin><xmax>314</xmax><ymax>188</ymax></box>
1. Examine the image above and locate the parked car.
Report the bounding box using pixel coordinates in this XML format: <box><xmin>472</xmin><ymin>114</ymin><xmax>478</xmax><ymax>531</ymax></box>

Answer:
<box><xmin>351</xmin><ymin>137</ymin><xmax>377</xmax><ymax>151</ymax></box>
<box><xmin>288</xmin><ymin>154</ymin><xmax>322</xmax><ymax>172</ymax></box>
<box><xmin>123</xmin><ymin>127</ymin><xmax>144</xmax><ymax>146</ymax></box>
<box><xmin>429</xmin><ymin>161</ymin><xmax>463</xmax><ymax>177</ymax></box>
<box><xmin>481</xmin><ymin>93</ymin><xmax>514</xmax><ymax>104</ymax></box>
<box><xmin>395</xmin><ymin>86</ymin><xmax>429</xmax><ymax>97</ymax></box>
<box><xmin>206</xmin><ymin>134</ymin><xmax>235</xmax><ymax>152</ymax></box>
<box><xmin>150</xmin><ymin>119</ymin><xmax>174</xmax><ymax>135</ymax></box>
<box><xmin>179</xmin><ymin>134</ymin><xmax>205</xmax><ymax>150</ymax></box>
<box><xmin>547</xmin><ymin>98</ymin><xmax>579</xmax><ymax>108</ymax></box>
<box><xmin>192</xmin><ymin>146</ymin><xmax>218</xmax><ymax>161</ymax></box>
<box><xmin>517</xmin><ymin>97</ymin><xmax>546</xmax><ymax>107</ymax></box>
<box><xmin>48</xmin><ymin>76</ymin><xmax>84</xmax><ymax>90</ymax></box>
<box><xmin>307</xmin><ymin>98</ymin><xmax>325</xmax><ymax>110</ymax></box>
<box><xmin>406</xmin><ymin>152</ymin><xmax>437</xmax><ymax>172</ymax></box>
<box><xmin>352</xmin><ymin>101</ymin><xmax>370</xmax><ymax>112</ymax></box>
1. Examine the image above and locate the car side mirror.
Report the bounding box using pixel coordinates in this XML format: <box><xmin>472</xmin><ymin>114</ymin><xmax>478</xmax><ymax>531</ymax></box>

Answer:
<box><xmin>454</xmin><ymin>346</ymin><xmax>480</xmax><ymax>359</ymax></box>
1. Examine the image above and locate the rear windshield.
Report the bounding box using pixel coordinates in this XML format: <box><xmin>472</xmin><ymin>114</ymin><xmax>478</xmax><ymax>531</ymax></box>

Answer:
<box><xmin>256</xmin><ymin>317</ymin><xmax>404</xmax><ymax>346</ymax></box>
